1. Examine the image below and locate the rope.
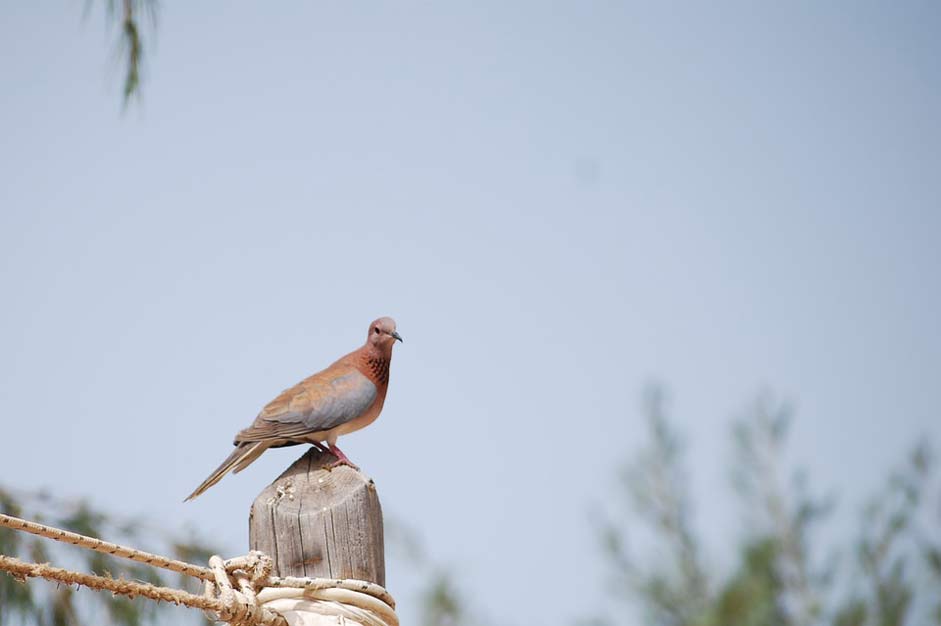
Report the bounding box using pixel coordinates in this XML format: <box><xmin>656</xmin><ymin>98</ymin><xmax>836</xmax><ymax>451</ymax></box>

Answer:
<box><xmin>0</xmin><ymin>512</ymin><xmax>398</xmax><ymax>626</ymax></box>
<box><xmin>259</xmin><ymin>587</ymin><xmax>398</xmax><ymax>626</ymax></box>
<box><xmin>0</xmin><ymin>512</ymin><xmax>213</xmax><ymax>581</ymax></box>
<box><xmin>269</xmin><ymin>576</ymin><xmax>396</xmax><ymax>609</ymax></box>
<box><xmin>206</xmin><ymin>555</ymin><xmax>398</xmax><ymax>626</ymax></box>
<box><xmin>0</xmin><ymin>554</ymin><xmax>287</xmax><ymax>626</ymax></box>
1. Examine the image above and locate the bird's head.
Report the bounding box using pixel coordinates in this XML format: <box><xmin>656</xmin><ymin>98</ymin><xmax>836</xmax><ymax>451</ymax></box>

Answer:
<box><xmin>368</xmin><ymin>317</ymin><xmax>403</xmax><ymax>350</ymax></box>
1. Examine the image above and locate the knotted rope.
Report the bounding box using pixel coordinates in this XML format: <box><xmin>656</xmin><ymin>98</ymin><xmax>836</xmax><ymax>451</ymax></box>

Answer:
<box><xmin>0</xmin><ymin>553</ymin><xmax>287</xmax><ymax>626</ymax></box>
<box><xmin>0</xmin><ymin>513</ymin><xmax>397</xmax><ymax>626</ymax></box>
<box><xmin>206</xmin><ymin>554</ymin><xmax>398</xmax><ymax>626</ymax></box>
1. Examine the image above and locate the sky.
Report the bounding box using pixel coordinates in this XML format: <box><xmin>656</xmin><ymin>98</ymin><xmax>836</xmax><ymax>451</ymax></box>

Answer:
<box><xmin>1</xmin><ymin>2</ymin><xmax>940</xmax><ymax>625</ymax></box>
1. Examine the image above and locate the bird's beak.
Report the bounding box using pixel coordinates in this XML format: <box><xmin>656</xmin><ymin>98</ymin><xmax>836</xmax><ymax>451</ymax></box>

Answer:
<box><xmin>390</xmin><ymin>330</ymin><xmax>403</xmax><ymax>343</ymax></box>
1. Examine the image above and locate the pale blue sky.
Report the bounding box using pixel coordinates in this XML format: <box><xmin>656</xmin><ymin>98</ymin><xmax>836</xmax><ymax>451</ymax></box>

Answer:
<box><xmin>1</xmin><ymin>2</ymin><xmax>940</xmax><ymax>625</ymax></box>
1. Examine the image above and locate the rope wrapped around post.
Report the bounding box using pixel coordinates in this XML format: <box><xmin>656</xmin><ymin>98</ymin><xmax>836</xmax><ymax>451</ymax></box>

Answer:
<box><xmin>205</xmin><ymin>552</ymin><xmax>398</xmax><ymax>626</ymax></box>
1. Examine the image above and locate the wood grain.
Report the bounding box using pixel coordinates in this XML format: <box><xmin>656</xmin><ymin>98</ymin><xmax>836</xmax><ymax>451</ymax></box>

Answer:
<box><xmin>249</xmin><ymin>448</ymin><xmax>385</xmax><ymax>586</ymax></box>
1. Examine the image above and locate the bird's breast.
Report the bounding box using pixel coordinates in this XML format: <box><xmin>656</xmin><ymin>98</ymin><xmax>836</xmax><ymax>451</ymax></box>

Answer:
<box><xmin>336</xmin><ymin>390</ymin><xmax>386</xmax><ymax>436</ymax></box>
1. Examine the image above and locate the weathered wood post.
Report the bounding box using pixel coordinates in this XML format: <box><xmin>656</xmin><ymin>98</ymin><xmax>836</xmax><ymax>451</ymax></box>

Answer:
<box><xmin>249</xmin><ymin>447</ymin><xmax>385</xmax><ymax>585</ymax></box>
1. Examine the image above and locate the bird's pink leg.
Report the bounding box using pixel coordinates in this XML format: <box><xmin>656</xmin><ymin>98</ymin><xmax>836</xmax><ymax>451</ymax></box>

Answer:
<box><xmin>326</xmin><ymin>443</ymin><xmax>360</xmax><ymax>470</ymax></box>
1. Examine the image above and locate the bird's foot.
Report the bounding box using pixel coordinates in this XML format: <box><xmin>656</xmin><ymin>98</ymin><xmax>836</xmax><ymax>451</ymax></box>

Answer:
<box><xmin>326</xmin><ymin>444</ymin><xmax>360</xmax><ymax>471</ymax></box>
<box><xmin>326</xmin><ymin>458</ymin><xmax>359</xmax><ymax>471</ymax></box>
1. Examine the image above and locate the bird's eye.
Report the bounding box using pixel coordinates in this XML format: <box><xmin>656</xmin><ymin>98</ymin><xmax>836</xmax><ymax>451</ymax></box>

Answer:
<box><xmin>374</xmin><ymin>327</ymin><xmax>381</xmax><ymax>334</ymax></box>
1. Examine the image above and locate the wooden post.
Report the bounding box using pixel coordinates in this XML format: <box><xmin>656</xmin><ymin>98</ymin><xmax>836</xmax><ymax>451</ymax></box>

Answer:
<box><xmin>249</xmin><ymin>448</ymin><xmax>385</xmax><ymax>586</ymax></box>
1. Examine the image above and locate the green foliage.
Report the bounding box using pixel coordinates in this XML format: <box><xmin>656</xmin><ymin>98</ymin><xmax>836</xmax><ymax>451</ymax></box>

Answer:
<box><xmin>0</xmin><ymin>486</ymin><xmax>220</xmax><ymax>626</ymax></box>
<box><xmin>846</xmin><ymin>442</ymin><xmax>938</xmax><ymax>626</ymax></box>
<box><xmin>599</xmin><ymin>386</ymin><xmax>941</xmax><ymax>626</ymax></box>
<box><xmin>87</xmin><ymin>0</ymin><xmax>157</xmax><ymax>105</ymax></box>
<box><xmin>420</xmin><ymin>571</ymin><xmax>467</xmax><ymax>626</ymax></box>
<box><xmin>1</xmin><ymin>489</ymin><xmax>38</xmax><ymax>625</ymax></box>
<box><xmin>602</xmin><ymin>387</ymin><xmax>709</xmax><ymax>626</ymax></box>
<box><xmin>712</xmin><ymin>538</ymin><xmax>785</xmax><ymax>626</ymax></box>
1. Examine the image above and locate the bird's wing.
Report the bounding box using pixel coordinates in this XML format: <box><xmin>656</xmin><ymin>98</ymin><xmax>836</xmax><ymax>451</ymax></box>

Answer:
<box><xmin>235</xmin><ymin>365</ymin><xmax>377</xmax><ymax>442</ymax></box>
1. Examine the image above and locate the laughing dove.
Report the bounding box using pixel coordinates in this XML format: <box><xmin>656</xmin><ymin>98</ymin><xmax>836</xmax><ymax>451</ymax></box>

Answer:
<box><xmin>185</xmin><ymin>317</ymin><xmax>402</xmax><ymax>501</ymax></box>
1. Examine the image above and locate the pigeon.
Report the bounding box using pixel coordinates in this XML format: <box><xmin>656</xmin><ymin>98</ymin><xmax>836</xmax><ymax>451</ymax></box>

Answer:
<box><xmin>185</xmin><ymin>317</ymin><xmax>402</xmax><ymax>501</ymax></box>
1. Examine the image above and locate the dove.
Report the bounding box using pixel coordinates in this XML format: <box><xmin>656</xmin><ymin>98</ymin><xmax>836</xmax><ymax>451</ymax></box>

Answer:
<box><xmin>185</xmin><ymin>317</ymin><xmax>402</xmax><ymax>501</ymax></box>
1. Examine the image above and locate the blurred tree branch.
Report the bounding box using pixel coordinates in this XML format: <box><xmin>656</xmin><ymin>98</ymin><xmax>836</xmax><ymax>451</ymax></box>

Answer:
<box><xmin>600</xmin><ymin>386</ymin><xmax>709</xmax><ymax>626</ymax></box>
<box><xmin>599</xmin><ymin>386</ymin><xmax>940</xmax><ymax>626</ymax></box>
<box><xmin>730</xmin><ymin>394</ymin><xmax>832</xmax><ymax>625</ymax></box>
<box><xmin>85</xmin><ymin>0</ymin><xmax>157</xmax><ymax>105</ymax></box>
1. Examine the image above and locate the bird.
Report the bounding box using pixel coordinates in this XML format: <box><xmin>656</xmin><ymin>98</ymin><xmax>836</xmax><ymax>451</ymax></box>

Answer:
<box><xmin>185</xmin><ymin>317</ymin><xmax>402</xmax><ymax>501</ymax></box>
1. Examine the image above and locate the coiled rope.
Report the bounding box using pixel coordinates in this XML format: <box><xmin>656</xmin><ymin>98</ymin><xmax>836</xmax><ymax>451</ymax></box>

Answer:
<box><xmin>0</xmin><ymin>512</ymin><xmax>397</xmax><ymax>626</ymax></box>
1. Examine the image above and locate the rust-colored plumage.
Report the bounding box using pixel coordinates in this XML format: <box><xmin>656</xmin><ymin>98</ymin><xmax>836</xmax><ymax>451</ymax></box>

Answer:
<box><xmin>185</xmin><ymin>317</ymin><xmax>402</xmax><ymax>501</ymax></box>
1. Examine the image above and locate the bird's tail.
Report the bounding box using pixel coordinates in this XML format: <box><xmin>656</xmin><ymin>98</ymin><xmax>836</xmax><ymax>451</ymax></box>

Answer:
<box><xmin>184</xmin><ymin>442</ymin><xmax>268</xmax><ymax>501</ymax></box>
